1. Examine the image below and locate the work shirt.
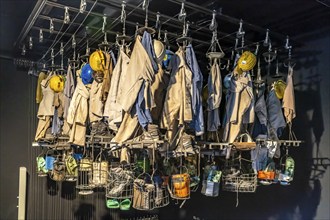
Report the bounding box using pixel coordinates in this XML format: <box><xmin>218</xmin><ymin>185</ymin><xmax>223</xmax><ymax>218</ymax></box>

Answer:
<box><xmin>104</xmin><ymin>49</ymin><xmax>130</xmax><ymax>131</ymax></box>
<box><xmin>207</xmin><ymin>60</ymin><xmax>222</xmax><ymax>131</ymax></box>
<box><xmin>161</xmin><ymin>48</ymin><xmax>193</xmax><ymax>144</ymax></box>
<box><xmin>266</xmin><ymin>89</ymin><xmax>286</xmax><ymax>139</ymax></box>
<box><xmin>186</xmin><ymin>44</ymin><xmax>204</xmax><ymax>136</ymax></box>
<box><xmin>282</xmin><ymin>67</ymin><xmax>296</xmax><ymax>124</ymax></box>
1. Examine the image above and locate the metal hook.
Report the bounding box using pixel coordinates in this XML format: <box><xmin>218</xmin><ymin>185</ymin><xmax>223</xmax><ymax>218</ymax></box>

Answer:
<box><xmin>254</xmin><ymin>43</ymin><xmax>259</xmax><ymax>55</ymax></box>
<box><xmin>102</xmin><ymin>16</ymin><xmax>107</xmax><ymax>34</ymax></box>
<box><xmin>21</xmin><ymin>44</ymin><xmax>26</xmax><ymax>56</ymax></box>
<box><xmin>121</xmin><ymin>1</ymin><xmax>126</xmax><ymax>23</ymax></box>
<box><xmin>72</xmin><ymin>34</ymin><xmax>76</xmax><ymax>49</ymax></box>
<box><xmin>135</xmin><ymin>22</ymin><xmax>139</xmax><ymax>38</ymax></box>
<box><xmin>39</xmin><ymin>29</ymin><xmax>43</xmax><ymax>43</ymax></box>
<box><xmin>51</xmin><ymin>48</ymin><xmax>55</xmax><ymax>66</ymax></box>
<box><xmin>29</xmin><ymin>36</ymin><xmax>33</xmax><ymax>50</ymax></box>
<box><xmin>178</xmin><ymin>1</ymin><xmax>186</xmax><ymax>22</ymax></box>
<box><xmin>263</xmin><ymin>29</ymin><xmax>270</xmax><ymax>47</ymax></box>
<box><xmin>284</xmin><ymin>35</ymin><xmax>290</xmax><ymax>50</ymax></box>
<box><xmin>209</xmin><ymin>10</ymin><xmax>217</xmax><ymax>31</ymax></box>
<box><xmin>64</xmin><ymin>6</ymin><xmax>70</xmax><ymax>24</ymax></box>
<box><xmin>60</xmin><ymin>42</ymin><xmax>64</xmax><ymax>55</ymax></box>
<box><xmin>236</xmin><ymin>19</ymin><xmax>245</xmax><ymax>38</ymax></box>
<box><xmin>80</xmin><ymin>0</ymin><xmax>87</xmax><ymax>13</ymax></box>
<box><xmin>49</xmin><ymin>18</ymin><xmax>54</xmax><ymax>34</ymax></box>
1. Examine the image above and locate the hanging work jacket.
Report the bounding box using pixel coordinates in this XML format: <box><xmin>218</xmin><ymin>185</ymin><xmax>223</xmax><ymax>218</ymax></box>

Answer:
<box><xmin>104</xmin><ymin>49</ymin><xmax>130</xmax><ymax>131</ymax></box>
<box><xmin>282</xmin><ymin>67</ymin><xmax>296</xmax><ymax>124</ymax></box>
<box><xmin>252</xmin><ymin>92</ymin><xmax>268</xmax><ymax>138</ymax></box>
<box><xmin>117</xmin><ymin>34</ymin><xmax>155</xmax><ymax>114</ymax></box>
<box><xmin>186</xmin><ymin>44</ymin><xmax>204</xmax><ymax>135</ymax></box>
<box><xmin>63</xmin><ymin>65</ymin><xmax>75</xmax><ymax>119</ymax></box>
<box><xmin>66</xmin><ymin>77</ymin><xmax>90</xmax><ymax>146</ymax></box>
<box><xmin>35</xmin><ymin>72</ymin><xmax>55</xmax><ymax>140</ymax></box>
<box><xmin>89</xmin><ymin>79</ymin><xmax>104</xmax><ymax>123</ymax></box>
<box><xmin>223</xmin><ymin>70</ymin><xmax>255</xmax><ymax>143</ymax></box>
<box><xmin>36</xmin><ymin>71</ymin><xmax>47</xmax><ymax>104</ymax></box>
<box><xmin>267</xmin><ymin>89</ymin><xmax>286</xmax><ymax>139</ymax></box>
<box><xmin>161</xmin><ymin>47</ymin><xmax>193</xmax><ymax>145</ymax></box>
<box><xmin>150</xmin><ymin>64</ymin><xmax>170</xmax><ymax>125</ymax></box>
<box><xmin>207</xmin><ymin>60</ymin><xmax>222</xmax><ymax>131</ymax></box>
<box><xmin>100</xmin><ymin>52</ymin><xmax>113</xmax><ymax>103</ymax></box>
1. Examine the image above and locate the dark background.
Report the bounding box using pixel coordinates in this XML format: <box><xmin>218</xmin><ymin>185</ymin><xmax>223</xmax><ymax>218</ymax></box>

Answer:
<box><xmin>1</xmin><ymin>0</ymin><xmax>330</xmax><ymax>219</ymax></box>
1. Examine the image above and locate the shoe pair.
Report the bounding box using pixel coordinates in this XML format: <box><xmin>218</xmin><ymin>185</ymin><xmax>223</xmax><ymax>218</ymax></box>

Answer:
<box><xmin>106</xmin><ymin>199</ymin><xmax>131</xmax><ymax>210</ymax></box>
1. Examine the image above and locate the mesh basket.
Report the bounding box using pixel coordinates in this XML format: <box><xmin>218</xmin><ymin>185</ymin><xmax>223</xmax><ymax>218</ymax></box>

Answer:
<box><xmin>153</xmin><ymin>186</ymin><xmax>170</xmax><ymax>208</ymax></box>
<box><xmin>76</xmin><ymin>158</ymin><xmax>94</xmax><ymax>195</ymax></box>
<box><xmin>222</xmin><ymin>173</ymin><xmax>257</xmax><ymax>193</ymax></box>
<box><xmin>132</xmin><ymin>178</ymin><xmax>156</xmax><ymax>211</ymax></box>
<box><xmin>105</xmin><ymin>167</ymin><xmax>134</xmax><ymax>199</ymax></box>
<box><xmin>90</xmin><ymin>161</ymin><xmax>108</xmax><ymax>187</ymax></box>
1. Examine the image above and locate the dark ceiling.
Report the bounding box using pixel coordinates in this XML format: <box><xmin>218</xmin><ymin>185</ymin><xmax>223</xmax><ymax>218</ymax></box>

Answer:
<box><xmin>0</xmin><ymin>0</ymin><xmax>329</xmax><ymax>66</ymax></box>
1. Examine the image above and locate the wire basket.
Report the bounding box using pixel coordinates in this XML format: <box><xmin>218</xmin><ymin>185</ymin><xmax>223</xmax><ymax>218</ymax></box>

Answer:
<box><xmin>90</xmin><ymin>161</ymin><xmax>109</xmax><ymax>187</ymax></box>
<box><xmin>76</xmin><ymin>158</ymin><xmax>94</xmax><ymax>195</ymax></box>
<box><xmin>153</xmin><ymin>186</ymin><xmax>170</xmax><ymax>208</ymax></box>
<box><xmin>106</xmin><ymin>167</ymin><xmax>134</xmax><ymax>199</ymax></box>
<box><xmin>222</xmin><ymin>173</ymin><xmax>257</xmax><ymax>193</ymax></box>
<box><xmin>132</xmin><ymin>178</ymin><xmax>156</xmax><ymax>211</ymax></box>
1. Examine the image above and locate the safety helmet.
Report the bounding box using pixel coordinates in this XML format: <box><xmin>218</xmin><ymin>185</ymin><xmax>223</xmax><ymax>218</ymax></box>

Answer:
<box><xmin>223</xmin><ymin>74</ymin><xmax>232</xmax><ymax>89</ymax></box>
<box><xmin>153</xmin><ymin>39</ymin><xmax>166</xmax><ymax>64</ymax></box>
<box><xmin>49</xmin><ymin>75</ymin><xmax>65</xmax><ymax>93</ymax></box>
<box><xmin>273</xmin><ymin>79</ymin><xmax>286</xmax><ymax>99</ymax></box>
<box><xmin>237</xmin><ymin>51</ymin><xmax>257</xmax><ymax>72</ymax></box>
<box><xmin>162</xmin><ymin>50</ymin><xmax>174</xmax><ymax>69</ymax></box>
<box><xmin>81</xmin><ymin>63</ymin><xmax>94</xmax><ymax>85</ymax></box>
<box><xmin>89</xmin><ymin>50</ymin><xmax>105</xmax><ymax>72</ymax></box>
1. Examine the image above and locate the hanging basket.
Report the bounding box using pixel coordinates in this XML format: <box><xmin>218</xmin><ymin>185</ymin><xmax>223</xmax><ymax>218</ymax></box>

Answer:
<box><xmin>90</xmin><ymin>152</ymin><xmax>108</xmax><ymax>187</ymax></box>
<box><xmin>64</xmin><ymin>154</ymin><xmax>78</xmax><ymax>182</ymax></box>
<box><xmin>222</xmin><ymin>173</ymin><xmax>257</xmax><ymax>193</ymax></box>
<box><xmin>50</xmin><ymin>155</ymin><xmax>65</xmax><ymax>182</ymax></box>
<box><xmin>232</xmin><ymin>133</ymin><xmax>256</xmax><ymax>151</ymax></box>
<box><xmin>169</xmin><ymin>167</ymin><xmax>190</xmax><ymax>200</ymax></box>
<box><xmin>201</xmin><ymin>169</ymin><xmax>222</xmax><ymax>197</ymax></box>
<box><xmin>132</xmin><ymin>174</ymin><xmax>156</xmax><ymax>211</ymax></box>
<box><xmin>105</xmin><ymin>167</ymin><xmax>134</xmax><ymax>199</ymax></box>
<box><xmin>76</xmin><ymin>157</ymin><xmax>94</xmax><ymax>195</ymax></box>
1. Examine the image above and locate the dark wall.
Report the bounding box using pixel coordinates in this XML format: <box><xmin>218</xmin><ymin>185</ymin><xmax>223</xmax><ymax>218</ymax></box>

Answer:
<box><xmin>0</xmin><ymin>33</ymin><xmax>329</xmax><ymax>220</ymax></box>
<box><xmin>0</xmin><ymin>58</ymin><xmax>31</xmax><ymax>219</ymax></box>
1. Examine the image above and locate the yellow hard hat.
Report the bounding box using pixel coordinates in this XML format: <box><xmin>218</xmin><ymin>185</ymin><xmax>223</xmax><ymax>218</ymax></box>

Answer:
<box><xmin>153</xmin><ymin>39</ymin><xmax>165</xmax><ymax>64</ymax></box>
<box><xmin>237</xmin><ymin>51</ymin><xmax>257</xmax><ymax>72</ymax></box>
<box><xmin>89</xmin><ymin>50</ymin><xmax>105</xmax><ymax>72</ymax></box>
<box><xmin>273</xmin><ymin>79</ymin><xmax>286</xmax><ymax>99</ymax></box>
<box><xmin>49</xmin><ymin>75</ymin><xmax>64</xmax><ymax>93</ymax></box>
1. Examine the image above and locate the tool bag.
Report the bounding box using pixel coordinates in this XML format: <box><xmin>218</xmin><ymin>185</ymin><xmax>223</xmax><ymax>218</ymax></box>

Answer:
<box><xmin>50</xmin><ymin>156</ymin><xmax>65</xmax><ymax>181</ymax></box>
<box><xmin>232</xmin><ymin>133</ymin><xmax>256</xmax><ymax>150</ymax></box>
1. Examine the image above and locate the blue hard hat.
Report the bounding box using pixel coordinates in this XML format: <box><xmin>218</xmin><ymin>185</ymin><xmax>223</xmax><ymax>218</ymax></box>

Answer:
<box><xmin>162</xmin><ymin>50</ymin><xmax>174</xmax><ymax>69</ymax></box>
<box><xmin>81</xmin><ymin>63</ymin><xmax>94</xmax><ymax>85</ymax></box>
<box><xmin>223</xmin><ymin>73</ymin><xmax>232</xmax><ymax>89</ymax></box>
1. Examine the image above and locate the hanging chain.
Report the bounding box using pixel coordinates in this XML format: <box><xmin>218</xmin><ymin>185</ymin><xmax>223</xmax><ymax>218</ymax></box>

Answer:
<box><xmin>209</xmin><ymin>10</ymin><xmax>217</xmax><ymax>31</ymax></box>
<box><xmin>121</xmin><ymin>1</ymin><xmax>127</xmax><ymax>35</ymax></box>
<box><xmin>39</xmin><ymin>29</ymin><xmax>43</xmax><ymax>43</ymax></box>
<box><xmin>49</xmin><ymin>18</ymin><xmax>54</xmax><ymax>33</ymax></box>
<box><xmin>80</xmin><ymin>0</ymin><xmax>87</xmax><ymax>13</ymax></box>
<box><xmin>263</xmin><ymin>29</ymin><xmax>270</xmax><ymax>47</ymax></box>
<box><xmin>64</xmin><ymin>6</ymin><xmax>70</xmax><ymax>24</ymax></box>
<box><xmin>142</xmin><ymin>0</ymin><xmax>149</xmax><ymax>27</ymax></box>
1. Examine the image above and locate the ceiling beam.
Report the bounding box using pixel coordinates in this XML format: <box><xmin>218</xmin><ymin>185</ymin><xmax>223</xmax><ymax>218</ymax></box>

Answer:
<box><xmin>14</xmin><ymin>0</ymin><xmax>47</xmax><ymax>48</ymax></box>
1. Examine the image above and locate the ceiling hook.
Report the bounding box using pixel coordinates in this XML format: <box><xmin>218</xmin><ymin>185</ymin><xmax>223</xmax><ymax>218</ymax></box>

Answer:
<box><xmin>209</xmin><ymin>10</ymin><xmax>217</xmax><ymax>31</ymax></box>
